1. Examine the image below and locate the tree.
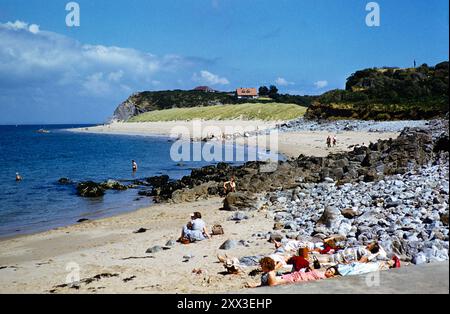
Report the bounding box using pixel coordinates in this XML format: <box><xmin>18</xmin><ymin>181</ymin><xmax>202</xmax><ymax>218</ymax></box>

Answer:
<box><xmin>268</xmin><ymin>85</ymin><xmax>279</xmax><ymax>99</ymax></box>
<box><xmin>259</xmin><ymin>86</ymin><xmax>269</xmax><ymax>96</ymax></box>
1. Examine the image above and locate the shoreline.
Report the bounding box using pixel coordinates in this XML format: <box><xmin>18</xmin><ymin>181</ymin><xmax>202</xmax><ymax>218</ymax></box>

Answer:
<box><xmin>68</xmin><ymin>120</ymin><xmax>402</xmax><ymax>158</ymax></box>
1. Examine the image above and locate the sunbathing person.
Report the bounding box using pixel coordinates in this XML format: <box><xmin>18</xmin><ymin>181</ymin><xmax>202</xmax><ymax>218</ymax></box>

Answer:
<box><xmin>246</xmin><ymin>257</ymin><xmax>338</xmax><ymax>288</ymax></box>
<box><xmin>218</xmin><ymin>252</ymin><xmax>290</xmax><ymax>273</ymax></box>
<box><xmin>272</xmin><ymin>236</ymin><xmax>345</xmax><ymax>255</ymax></box>
<box><xmin>313</xmin><ymin>241</ymin><xmax>387</xmax><ymax>265</ymax></box>
<box><xmin>286</xmin><ymin>247</ymin><xmax>311</xmax><ymax>272</ymax></box>
<box><xmin>336</xmin><ymin>258</ymin><xmax>399</xmax><ymax>276</ymax></box>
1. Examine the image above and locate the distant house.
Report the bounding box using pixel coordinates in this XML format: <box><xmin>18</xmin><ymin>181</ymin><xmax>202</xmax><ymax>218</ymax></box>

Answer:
<box><xmin>236</xmin><ymin>88</ymin><xmax>258</xmax><ymax>99</ymax></box>
<box><xmin>194</xmin><ymin>86</ymin><xmax>216</xmax><ymax>93</ymax></box>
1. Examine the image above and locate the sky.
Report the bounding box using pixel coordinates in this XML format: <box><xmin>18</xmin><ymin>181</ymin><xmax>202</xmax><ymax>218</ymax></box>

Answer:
<box><xmin>0</xmin><ymin>0</ymin><xmax>448</xmax><ymax>124</ymax></box>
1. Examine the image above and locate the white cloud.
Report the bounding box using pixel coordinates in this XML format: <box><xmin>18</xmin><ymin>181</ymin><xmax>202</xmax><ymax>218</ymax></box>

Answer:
<box><xmin>0</xmin><ymin>20</ymin><xmax>208</xmax><ymax>95</ymax></box>
<box><xmin>193</xmin><ymin>70</ymin><xmax>229</xmax><ymax>85</ymax></box>
<box><xmin>28</xmin><ymin>24</ymin><xmax>40</xmax><ymax>34</ymax></box>
<box><xmin>275</xmin><ymin>77</ymin><xmax>294</xmax><ymax>86</ymax></box>
<box><xmin>314</xmin><ymin>80</ymin><xmax>328</xmax><ymax>89</ymax></box>
<box><xmin>0</xmin><ymin>20</ymin><xmax>215</xmax><ymax>123</ymax></box>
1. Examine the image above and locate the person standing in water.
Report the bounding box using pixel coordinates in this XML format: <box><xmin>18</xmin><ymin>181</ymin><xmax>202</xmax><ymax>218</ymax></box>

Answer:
<box><xmin>132</xmin><ymin>160</ymin><xmax>138</xmax><ymax>172</ymax></box>
<box><xmin>16</xmin><ymin>172</ymin><xmax>22</xmax><ymax>181</ymax></box>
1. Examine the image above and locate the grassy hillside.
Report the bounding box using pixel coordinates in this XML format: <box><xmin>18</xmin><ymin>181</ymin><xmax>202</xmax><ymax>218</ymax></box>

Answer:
<box><xmin>128</xmin><ymin>103</ymin><xmax>307</xmax><ymax>122</ymax></box>
<box><xmin>112</xmin><ymin>90</ymin><xmax>315</xmax><ymax>121</ymax></box>
<box><xmin>305</xmin><ymin>61</ymin><xmax>449</xmax><ymax>120</ymax></box>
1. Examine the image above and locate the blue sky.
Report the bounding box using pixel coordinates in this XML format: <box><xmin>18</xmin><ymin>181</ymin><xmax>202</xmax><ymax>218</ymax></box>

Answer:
<box><xmin>0</xmin><ymin>0</ymin><xmax>448</xmax><ymax>124</ymax></box>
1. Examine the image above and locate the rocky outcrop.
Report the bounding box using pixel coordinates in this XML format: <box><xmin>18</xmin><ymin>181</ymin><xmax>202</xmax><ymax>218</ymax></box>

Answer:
<box><xmin>77</xmin><ymin>181</ymin><xmax>105</xmax><ymax>197</ymax></box>
<box><xmin>111</xmin><ymin>94</ymin><xmax>142</xmax><ymax>122</ymax></box>
<box><xmin>258</xmin><ymin>150</ymin><xmax>449</xmax><ymax>263</ymax></box>
<box><xmin>223</xmin><ymin>192</ymin><xmax>258</xmax><ymax>211</ymax></box>
<box><xmin>140</xmin><ymin>122</ymin><xmax>447</xmax><ymax>208</ymax></box>
<box><xmin>100</xmin><ymin>180</ymin><xmax>128</xmax><ymax>191</ymax></box>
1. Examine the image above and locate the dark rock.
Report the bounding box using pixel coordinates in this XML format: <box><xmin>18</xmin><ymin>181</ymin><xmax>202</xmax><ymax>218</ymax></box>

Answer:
<box><xmin>134</xmin><ymin>228</ymin><xmax>147</xmax><ymax>234</ymax></box>
<box><xmin>219</xmin><ymin>240</ymin><xmax>238</xmax><ymax>250</ymax></box>
<box><xmin>269</xmin><ymin>233</ymin><xmax>283</xmax><ymax>242</ymax></box>
<box><xmin>58</xmin><ymin>178</ymin><xmax>72</xmax><ymax>185</ymax></box>
<box><xmin>317</xmin><ymin>207</ymin><xmax>342</xmax><ymax>229</ymax></box>
<box><xmin>223</xmin><ymin>192</ymin><xmax>257</xmax><ymax>211</ymax></box>
<box><xmin>441</xmin><ymin>212</ymin><xmax>449</xmax><ymax>226</ymax></box>
<box><xmin>433</xmin><ymin>133</ymin><xmax>449</xmax><ymax>153</ymax></box>
<box><xmin>165</xmin><ymin>240</ymin><xmax>176</xmax><ymax>247</ymax></box>
<box><xmin>100</xmin><ymin>180</ymin><xmax>127</xmax><ymax>191</ymax></box>
<box><xmin>385</xmin><ymin>201</ymin><xmax>401</xmax><ymax>208</ymax></box>
<box><xmin>341</xmin><ymin>208</ymin><xmax>360</xmax><ymax>219</ymax></box>
<box><xmin>147</xmin><ymin>175</ymin><xmax>170</xmax><ymax>188</ymax></box>
<box><xmin>76</xmin><ymin>181</ymin><xmax>105</xmax><ymax>197</ymax></box>
<box><xmin>146</xmin><ymin>246</ymin><xmax>163</xmax><ymax>254</ymax></box>
<box><xmin>77</xmin><ymin>218</ymin><xmax>89</xmax><ymax>223</ymax></box>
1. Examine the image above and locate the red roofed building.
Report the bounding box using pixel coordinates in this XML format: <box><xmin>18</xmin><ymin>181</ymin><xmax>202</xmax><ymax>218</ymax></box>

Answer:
<box><xmin>236</xmin><ymin>88</ymin><xmax>258</xmax><ymax>99</ymax></box>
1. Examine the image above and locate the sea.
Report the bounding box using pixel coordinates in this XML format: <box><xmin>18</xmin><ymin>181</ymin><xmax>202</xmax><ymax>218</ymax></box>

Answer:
<box><xmin>0</xmin><ymin>125</ymin><xmax>277</xmax><ymax>238</ymax></box>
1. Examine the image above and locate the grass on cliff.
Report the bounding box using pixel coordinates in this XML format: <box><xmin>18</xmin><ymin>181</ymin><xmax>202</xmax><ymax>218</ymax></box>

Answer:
<box><xmin>128</xmin><ymin>103</ymin><xmax>307</xmax><ymax>122</ymax></box>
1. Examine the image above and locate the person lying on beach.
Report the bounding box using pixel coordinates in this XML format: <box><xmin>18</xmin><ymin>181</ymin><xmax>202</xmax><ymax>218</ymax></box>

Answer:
<box><xmin>245</xmin><ymin>257</ymin><xmax>337</xmax><ymax>288</ymax></box>
<box><xmin>272</xmin><ymin>236</ymin><xmax>345</xmax><ymax>255</ymax></box>
<box><xmin>313</xmin><ymin>241</ymin><xmax>387</xmax><ymax>265</ymax></box>
<box><xmin>179</xmin><ymin>212</ymin><xmax>211</xmax><ymax>243</ymax></box>
<box><xmin>336</xmin><ymin>258</ymin><xmax>400</xmax><ymax>277</ymax></box>
<box><xmin>286</xmin><ymin>247</ymin><xmax>311</xmax><ymax>273</ymax></box>
<box><xmin>218</xmin><ymin>252</ymin><xmax>289</xmax><ymax>274</ymax></box>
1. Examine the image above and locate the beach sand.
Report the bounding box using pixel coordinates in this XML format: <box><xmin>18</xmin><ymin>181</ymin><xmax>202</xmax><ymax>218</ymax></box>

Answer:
<box><xmin>1</xmin><ymin>195</ymin><xmax>448</xmax><ymax>294</ymax></box>
<box><xmin>236</xmin><ymin>131</ymin><xmax>400</xmax><ymax>158</ymax></box>
<box><xmin>71</xmin><ymin>120</ymin><xmax>281</xmax><ymax>140</ymax></box>
<box><xmin>71</xmin><ymin>121</ymin><xmax>399</xmax><ymax>158</ymax></box>
<box><xmin>0</xmin><ymin>197</ymin><xmax>275</xmax><ymax>293</ymax></box>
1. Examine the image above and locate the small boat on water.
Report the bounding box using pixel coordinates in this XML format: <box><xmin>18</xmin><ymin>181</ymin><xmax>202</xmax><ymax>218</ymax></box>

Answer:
<box><xmin>36</xmin><ymin>129</ymin><xmax>51</xmax><ymax>134</ymax></box>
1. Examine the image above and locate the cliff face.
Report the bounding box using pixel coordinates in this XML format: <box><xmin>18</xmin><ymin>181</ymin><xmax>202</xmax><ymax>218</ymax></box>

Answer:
<box><xmin>112</xmin><ymin>94</ymin><xmax>141</xmax><ymax>122</ymax></box>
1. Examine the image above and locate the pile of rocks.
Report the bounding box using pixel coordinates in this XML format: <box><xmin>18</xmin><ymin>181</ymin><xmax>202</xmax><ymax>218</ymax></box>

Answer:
<box><xmin>277</xmin><ymin>118</ymin><xmax>430</xmax><ymax>133</ymax></box>
<box><xmin>260</xmin><ymin>156</ymin><xmax>449</xmax><ymax>265</ymax></box>
<box><xmin>145</xmin><ymin>121</ymin><xmax>448</xmax><ymax>204</ymax></box>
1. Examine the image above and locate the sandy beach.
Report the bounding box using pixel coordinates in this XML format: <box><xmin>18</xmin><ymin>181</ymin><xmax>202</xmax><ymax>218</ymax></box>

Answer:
<box><xmin>1</xmin><ymin>195</ymin><xmax>448</xmax><ymax>294</ymax></box>
<box><xmin>0</xmin><ymin>197</ymin><xmax>276</xmax><ymax>294</ymax></box>
<box><xmin>71</xmin><ymin>121</ymin><xmax>400</xmax><ymax>159</ymax></box>
<box><xmin>71</xmin><ymin>120</ymin><xmax>281</xmax><ymax>139</ymax></box>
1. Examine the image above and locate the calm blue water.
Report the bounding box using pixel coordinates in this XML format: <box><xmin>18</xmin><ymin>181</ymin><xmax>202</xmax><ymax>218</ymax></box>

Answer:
<box><xmin>0</xmin><ymin>125</ymin><xmax>273</xmax><ymax>238</ymax></box>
